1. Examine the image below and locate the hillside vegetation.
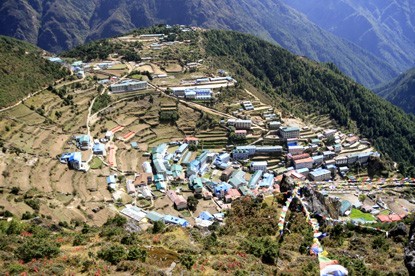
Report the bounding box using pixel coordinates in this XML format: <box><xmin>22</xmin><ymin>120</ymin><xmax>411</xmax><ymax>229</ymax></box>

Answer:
<box><xmin>375</xmin><ymin>68</ymin><xmax>415</xmax><ymax>114</ymax></box>
<box><xmin>0</xmin><ymin>36</ymin><xmax>67</xmax><ymax>108</ymax></box>
<box><xmin>201</xmin><ymin>30</ymin><xmax>415</xmax><ymax>176</ymax></box>
<box><xmin>0</xmin><ymin>198</ymin><xmax>409</xmax><ymax>274</ymax></box>
<box><xmin>0</xmin><ymin>0</ymin><xmax>399</xmax><ymax>87</ymax></box>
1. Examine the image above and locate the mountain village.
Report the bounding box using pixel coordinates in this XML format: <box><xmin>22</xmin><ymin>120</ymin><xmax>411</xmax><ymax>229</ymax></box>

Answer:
<box><xmin>45</xmin><ymin>26</ymin><xmax>415</xmax><ymax>231</ymax></box>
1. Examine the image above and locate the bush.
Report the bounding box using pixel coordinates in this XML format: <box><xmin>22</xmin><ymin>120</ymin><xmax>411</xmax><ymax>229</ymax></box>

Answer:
<box><xmin>179</xmin><ymin>254</ymin><xmax>195</xmax><ymax>270</ymax></box>
<box><xmin>152</xmin><ymin>220</ymin><xmax>165</xmax><ymax>234</ymax></box>
<box><xmin>8</xmin><ymin>263</ymin><xmax>25</xmax><ymax>274</ymax></box>
<box><xmin>16</xmin><ymin>237</ymin><xmax>60</xmax><ymax>262</ymax></box>
<box><xmin>98</xmin><ymin>245</ymin><xmax>126</xmax><ymax>265</ymax></box>
<box><xmin>10</xmin><ymin>186</ymin><xmax>20</xmax><ymax>195</ymax></box>
<box><xmin>187</xmin><ymin>196</ymin><xmax>199</xmax><ymax>211</ymax></box>
<box><xmin>24</xmin><ymin>198</ymin><xmax>40</xmax><ymax>211</ymax></box>
<box><xmin>73</xmin><ymin>235</ymin><xmax>87</xmax><ymax>246</ymax></box>
<box><xmin>127</xmin><ymin>247</ymin><xmax>147</xmax><ymax>261</ymax></box>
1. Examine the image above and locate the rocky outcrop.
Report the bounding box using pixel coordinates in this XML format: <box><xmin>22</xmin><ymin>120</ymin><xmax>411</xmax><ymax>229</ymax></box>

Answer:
<box><xmin>279</xmin><ymin>176</ymin><xmax>341</xmax><ymax>219</ymax></box>
<box><xmin>390</xmin><ymin>222</ymin><xmax>408</xmax><ymax>238</ymax></box>
<box><xmin>405</xmin><ymin>219</ymin><xmax>415</xmax><ymax>274</ymax></box>
<box><xmin>300</xmin><ymin>186</ymin><xmax>341</xmax><ymax>219</ymax></box>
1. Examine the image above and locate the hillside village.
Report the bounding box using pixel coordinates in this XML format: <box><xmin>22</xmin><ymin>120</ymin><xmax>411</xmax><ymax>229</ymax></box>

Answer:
<box><xmin>0</xmin><ymin>25</ymin><xmax>414</xmax><ymax>275</ymax></box>
<box><xmin>46</xmin><ymin>26</ymin><xmax>414</xmax><ymax>229</ymax></box>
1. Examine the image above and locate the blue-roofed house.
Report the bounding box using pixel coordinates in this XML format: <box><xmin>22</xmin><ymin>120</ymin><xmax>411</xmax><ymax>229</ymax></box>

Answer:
<box><xmin>249</xmin><ymin>170</ymin><xmax>263</xmax><ymax>188</ymax></box>
<box><xmin>93</xmin><ymin>143</ymin><xmax>106</xmax><ymax>155</ymax></box>
<box><xmin>76</xmin><ymin>135</ymin><xmax>90</xmax><ymax>150</ymax></box>
<box><xmin>106</xmin><ymin>175</ymin><xmax>116</xmax><ymax>185</ymax></box>
<box><xmin>215</xmin><ymin>182</ymin><xmax>231</xmax><ymax>197</ymax></box>
<box><xmin>131</xmin><ymin>142</ymin><xmax>139</xmax><ymax>149</ymax></box>
<box><xmin>259</xmin><ymin>173</ymin><xmax>274</xmax><ymax>188</ymax></box>
<box><xmin>340</xmin><ymin>200</ymin><xmax>352</xmax><ymax>216</ymax></box>
<box><xmin>176</xmin><ymin>143</ymin><xmax>188</xmax><ymax>154</ymax></box>
<box><xmin>171</xmin><ymin>164</ymin><xmax>184</xmax><ymax>182</ymax></box>
<box><xmin>68</xmin><ymin>152</ymin><xmax>82</xmax><ymax>170</ymax></box>
<box><xmin>186</xmin><ymin>160</ymin><xmax>200</xmax><ymax>177</ymax></box>
<box><xmin>163</xmin><ymin>215</ymin><xmax>189</xmax><ymax>227</ymax></box>
<box><xmin>198</xmin><ymin>211</ymin><xmax>214</xmax><ymax>221</ymax></box>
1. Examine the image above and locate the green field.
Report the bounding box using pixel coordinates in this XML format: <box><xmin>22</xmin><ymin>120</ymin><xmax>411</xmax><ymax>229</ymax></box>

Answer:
<box><xmin>350</xmin><ymin>208</ymin><xmax>376</xmax><ymax>222</ymax></box>
<box><xmin>90</xmin><ymin>156</ymin><xmax>103</xmax><ymax>169</ymax></box>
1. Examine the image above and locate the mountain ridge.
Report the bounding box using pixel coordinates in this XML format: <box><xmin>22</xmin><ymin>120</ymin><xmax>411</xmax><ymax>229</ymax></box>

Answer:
<box><xmin>0</xmin><ymin>0</ymin><xmax>399</xmax><ymax>87</ymax></box>
<box><xmin>283</xmin><ymin>0</ymin><xmax>415</xmax><ymax>73</ymax></box>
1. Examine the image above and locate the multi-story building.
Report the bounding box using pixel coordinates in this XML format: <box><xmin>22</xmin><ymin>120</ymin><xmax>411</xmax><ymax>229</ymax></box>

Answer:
<box><xmin>227</xmin><ymin>119</ymin><xmax>252</xmax><ymax>130</ymax></box>
<box><xmin>250</xmin><ymin>161</ymin><xmax>268</xmax><ymax>172</ymax></box>
<box><xmin>235</xmin><ymin>130</ymin><xmax>247</xmax><ymax>139</ymax></box>
<box><xmin>256</xmin><ymin>146</ymin><xmax>283</xmax><ymax>155</ymax></box>
<box><xmin>309</xmin><ymin>169</ymin><xmax>332</xmax><ymax>181</ymax></box>
<box><xmin>288</xmin><ymin>145</ymin><xmax>304</xmax><ymax>155</ymax></box>
<box><xmin>110</xmin><ymin>80</ymin><xmax>148</xmax><ymax>93</ymax></box>
<box><xmin>294</xmin><ymin>157</ymin><xmax>314</xmax><ymax>170</ymax></box>
<box><xmin>279</xmin><ymin>126</ymin><xmax>300</xmax><ymax>139</ymax></box>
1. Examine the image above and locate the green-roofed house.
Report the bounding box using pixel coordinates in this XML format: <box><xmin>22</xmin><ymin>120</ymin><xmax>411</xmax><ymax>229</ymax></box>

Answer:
<box><xmin>229</xmin><ymin>170</ymin><xmax>247</xmax><ymax>188</ymax></box>
<box><xmin>171</xmin><ymin>164</ymin><xmax>185</xmax><ymax>182</ymax></box>
<box><xmin>192</xmin><ymin>177</ymin><xmax>204</xmax><ymax>193</ymax></box>
<box><xmin>146</xmin><ymin>211</ymin><xmax>164</xmax><ymax>222</ymax></box>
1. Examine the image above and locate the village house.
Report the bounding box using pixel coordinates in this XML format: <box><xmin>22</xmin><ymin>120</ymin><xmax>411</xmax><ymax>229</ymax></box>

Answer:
<box><xmin>184</xmin><ymin>136</ymin><xmax>199</xmax><ymax>146</ymax></box>
<box><xmin>166</xmin><ymin>190</ymin><xmax>187</xmax><ymax>210</ymax></box>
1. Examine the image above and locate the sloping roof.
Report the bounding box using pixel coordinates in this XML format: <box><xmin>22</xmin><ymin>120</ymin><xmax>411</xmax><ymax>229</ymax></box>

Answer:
<box><xmin>198</xmin><ymin>211</ymin><xmax>214</xmax><ymax>221</ymax></box>
<box><xmin>146</xmin><ymin>211</ymin><xmax>164</xmax><ymax>222</ymax></box>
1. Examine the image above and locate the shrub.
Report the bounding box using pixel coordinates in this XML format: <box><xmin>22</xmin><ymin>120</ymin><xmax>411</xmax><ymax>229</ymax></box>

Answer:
<box><xmin>10</xmin><ymin>186</ymin><xmax>20</xmax><ymax>195</ymax></box>
<box><xmin>98</xmin><ymin>245</ymin><xmax>126</xmax><ymax>265</ymax></box>
<box><xmin>127</xmin><ymin>247</ymin><xmax>147</xmax><ymax>261</ymax></box>
<box><xmin>16</xmin><ymin>237</ymin><xmax>60</xmax><ymax>262</ymax></box>
<box><xmin>179</xmin><ymin>254</ymin><xmax>195</xmax><ymax>270</ymax></box>
<box><xmin>152</xmin><ymin>220</ymin><xmax>165</xmax><ymax>234</ymax></box>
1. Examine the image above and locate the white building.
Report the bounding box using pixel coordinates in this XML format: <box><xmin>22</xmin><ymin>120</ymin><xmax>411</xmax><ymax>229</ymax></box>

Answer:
<box><xmin>228</xmin><ymin>119</ymin><xmax>252</xmax><ymax>130</ymax></box>
<box><xmin>110</xmin><ymin>80</ymin><xmax>148</xmax><ymax>93</ymax></box>
<box><xmin>250</xmin><ymin>161</ymin><xmax>267</xmax><ymax>172</ymax></box>
<box><xmin>256</xmin><ymin>146</ymin><xmax>283</xmax><ymax>154</ymax></box>
<box><xmin>288</xmin><ymin>145</ymin><xmax>304</xmax><ymax>155</ymax></box>
<box><xmin>269</xmin><ymin>121</ymin><xmax>281</xmax><ymax>130</ymax></box>
<box><xmin>309</xmin><ymin>169</ymin><xmax>332</xmax><ymax>181</ymax></box>
<box><xmin>242</xmin><ymin>101</ymin><xmax>254</xmax><ymax>110</ymax></box>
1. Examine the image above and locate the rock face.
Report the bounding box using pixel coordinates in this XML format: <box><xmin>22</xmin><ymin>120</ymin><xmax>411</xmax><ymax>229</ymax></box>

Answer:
<box><xmin>279</xmin><ymin>176</ymin><xmax>341</xmax><ymax>219</ymax></box>
<box><xmin>405</xmin><ymin>220</ymin><xmax>415</xmax><ymax>274</ymax></box>
<box><xmin>389</xmin><ymin>222</ymin><xmax>408</xmax><ymax>238</ymax></box>
<box><xmin>300</xmin><ymin>186</ymin><xmax>341</xmax><ymax>219</ymax></box>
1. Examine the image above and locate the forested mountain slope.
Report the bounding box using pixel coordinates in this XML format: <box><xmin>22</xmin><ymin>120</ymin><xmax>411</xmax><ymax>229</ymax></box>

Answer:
<box><xmin>0</xmin><ymin>0</ymin><xmax>398</xmax><ymax>87</ymax></box>
<box><xmin>375</xmin><ymin>68</ymin><xmax>415</xmax><ymax>114</ymax></box>
<box><xmin>0</xmin><ymin>36</ymin><xmax>67</xmax><ymax>108</ymax></box>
